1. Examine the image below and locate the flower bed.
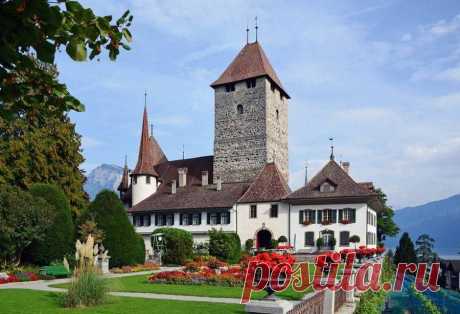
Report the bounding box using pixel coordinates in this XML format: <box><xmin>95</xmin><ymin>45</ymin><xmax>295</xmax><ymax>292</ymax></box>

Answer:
<box><xmin>148</xmin><ymin>267</ymin><xmax>244</xmax><ymax>287</ymax></box>
<box><xmin>110</xmin><ymin>262</ymin><xmax>160</xmax><ymax>274</ymax></box>
<box><xmin>0</xmin><ymin>272</ymin><xmax>40</xmax><ymax>284</ymax></box>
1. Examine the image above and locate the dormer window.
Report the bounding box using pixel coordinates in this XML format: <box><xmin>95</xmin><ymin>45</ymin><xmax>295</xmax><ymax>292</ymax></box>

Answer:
<box><xmin>225</xmin><ymin>83</ymin><xmax>235</xmax><ymax>92</ymax></box>
<box><xmin>246</xmin><ymin>78</ymin><xmax>256</xmax><ymax>89</ymax></box>
<box><xmin>237</xmin><ymin>104</ymin><xmax>244</xmax><ymax>114</ymax></box>
<box><xmin>320</xmin><ymin>181</ymin><xmax>335</xmax><ymax>193</ymax></box>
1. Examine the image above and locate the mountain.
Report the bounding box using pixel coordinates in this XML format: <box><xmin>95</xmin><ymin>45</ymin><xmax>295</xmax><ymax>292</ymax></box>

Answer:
<box><xmin>386</xmin><ymin>194</ymin><xmax>460</xmax><ymax>256</ymax></box>
<box><xmin>84</xmin><ymin>164</ymin><xmax>123</xmax><ymax>200</ymax></box>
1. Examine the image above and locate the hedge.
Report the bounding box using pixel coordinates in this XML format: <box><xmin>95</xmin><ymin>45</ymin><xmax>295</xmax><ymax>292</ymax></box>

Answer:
<box><xmin>153</xmin><ymin>227</ymin><xmax>193</xmax><ymax>265</ymax></box>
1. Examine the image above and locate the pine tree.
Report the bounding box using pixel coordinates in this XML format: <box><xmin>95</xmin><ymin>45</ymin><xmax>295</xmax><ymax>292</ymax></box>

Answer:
<box><xmin>84</xmin><ymin>190</ymin><xmax>144</xmax><ymax>267</ymax></box>
<box><xmin>415</xmin><ymin>234</ymin><xmax>436</xmax><ymax>263</ymax></box>
<box><xmin>394</xmin><ymin>232</ymin><xmax>417</xmax><ymax>265</ymax></box>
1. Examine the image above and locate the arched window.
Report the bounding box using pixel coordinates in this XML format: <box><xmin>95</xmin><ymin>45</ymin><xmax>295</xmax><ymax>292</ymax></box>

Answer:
<box><xmin>237</xmin><ymin>104</ymin><xmax>244</xmax><ymax>114</ymax></box>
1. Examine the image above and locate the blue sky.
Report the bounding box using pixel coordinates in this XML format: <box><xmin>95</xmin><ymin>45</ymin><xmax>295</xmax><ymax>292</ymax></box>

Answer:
<box><xmin>56</xmin><ymin>1</ymin><xmax>460</xmax><ymax>209</ymax></box>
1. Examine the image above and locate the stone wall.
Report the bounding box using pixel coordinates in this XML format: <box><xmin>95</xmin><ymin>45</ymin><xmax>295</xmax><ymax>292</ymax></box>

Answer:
<box><xmin>213</xmin><ymin>77</ymin><xmax>288</xmax><ymax>183</ymax></box>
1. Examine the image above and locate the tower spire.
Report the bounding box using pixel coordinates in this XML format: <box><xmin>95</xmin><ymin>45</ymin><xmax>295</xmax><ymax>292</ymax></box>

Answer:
<box><xmin>329</xmin><ymin>137</ymin><xmax>335</xmax><ymax>161</ymax></box>
<box><xmin>255</xmin><ymin>16</ymin><xmax>258</xmax><ymax>42</ymax></box>
<box><xmin>144</xmin><ymin>90</ymin><xmax>147</xmax><ymax>107</ymax></box>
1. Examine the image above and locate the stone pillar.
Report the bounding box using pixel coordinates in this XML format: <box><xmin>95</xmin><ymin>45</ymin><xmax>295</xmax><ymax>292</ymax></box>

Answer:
<box><xmin>322</xmin><ymin>288</ymin><xmax>335</xmax><ymax>314</ymax></box>
<box><xmin>245</xmin><ymin>299</ymin><xmax>293</xmax><ymax>314</ymax></box>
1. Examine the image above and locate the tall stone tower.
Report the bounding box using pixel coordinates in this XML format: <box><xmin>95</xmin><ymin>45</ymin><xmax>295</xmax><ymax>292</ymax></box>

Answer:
<box><xmin>211</xmin><ymin>42</ymin><xmax>289</xmax><ymax>183</ymax></box>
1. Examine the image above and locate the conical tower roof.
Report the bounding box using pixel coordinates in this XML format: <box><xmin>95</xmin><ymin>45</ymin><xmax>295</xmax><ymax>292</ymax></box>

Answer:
<box><xmin>211</xmin><ymin>42</ymin><xmax>289</xmax><ymax>98</ymax></box>
<box><xmin>118</xmin><ymin>156</ymin><xmax>130</xmax><ymax>191</ymax></box>
<box><xmin>132</xmin><ymin>107</ymin><xmax>160</xmax><ymax>176</ymax></box>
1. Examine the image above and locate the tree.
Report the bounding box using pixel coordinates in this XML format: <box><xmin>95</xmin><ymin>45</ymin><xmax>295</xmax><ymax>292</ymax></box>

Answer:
<box><xmin>208</xmin><ymin>229</ymin><xmax>241</xmax><ymax>264</ymax></box>
<box><xmin>0</xmin><ymin>186</ymin><xmax>53</xmax><ymax>266</ymax></box>
<box><xmin>0</xmin><ymin>109</ymin><xmax>88</xmax><ymax>215</ymax></box>
<box><xmin>278</xmin><ymin>235</ymin><xmax>288</xmax><ymax>243</ymax></box>
<box><xmin>375</xmin><ymin>188</ymin><xmax>400</xmax><ymax>242</ymax></box>
<box><xmin>23</xmin><ymin>184</ymin><xmax>74</xmax><ymax>266</ymax></box>
<box><xmin>153</xmin><ymin>228</ymin><xmax>193</xmax><ymax>265</ymax></box>
<box><xmin>349</xmin><ymin>235</ymin><xmax>360</xmax><ymax>249</ymax></box>
<box><xmin>84</xmin><ymin>190</ymin><xmax>144</xmax><ymax>267</ymax></box>
<box><xmin>0</xmin><ymin>1</ymin><xmax>133</xmax><ymax>120</ymax></box>
<box><xmin>394</xmin><ymin>232</ymin><xmax>417</xmax><ymax>265</ymax></box>
<box><xmin>415</xmin><ymin>234</ymin><xmax>436</xmax><ymax>263</ymax></box>
<box><xmin>78</xmin><ymin>219</ymin><xmax>105</xmax><ymax>244</ymax></box>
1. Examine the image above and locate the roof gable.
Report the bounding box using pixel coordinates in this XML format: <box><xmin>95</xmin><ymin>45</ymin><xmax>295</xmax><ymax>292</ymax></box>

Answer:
<box><xmin>238</xmin><ymin>163</ymin><xmax>291</xmax><ymax>203</ymax></box>
<box><xmin>211</xmin><ymin>42</ymin><xmax>289</xmax><ymax>97</ymax></box>
<box><xmin>288</xmin><ymin>160</ymin><xmax>376</xmax><ymax>201</ymax></box>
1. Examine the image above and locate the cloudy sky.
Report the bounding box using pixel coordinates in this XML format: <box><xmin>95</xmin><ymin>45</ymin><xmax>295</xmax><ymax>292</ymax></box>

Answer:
<box><xmin>56</xmin><ymin>0</ymin><xmax>460</xmax><ymax>209</ymax></box>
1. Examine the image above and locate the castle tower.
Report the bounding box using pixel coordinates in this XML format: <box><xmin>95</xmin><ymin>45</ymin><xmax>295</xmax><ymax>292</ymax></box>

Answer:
<box><xmin>211</xmin><ymin>42</ymin><xmax>289</xmax><ymax>183</ymax></box>
<box><xmin>130</xmin><ymin>106</ymin><xmax>165</xmax><ymax>206</ymax></box>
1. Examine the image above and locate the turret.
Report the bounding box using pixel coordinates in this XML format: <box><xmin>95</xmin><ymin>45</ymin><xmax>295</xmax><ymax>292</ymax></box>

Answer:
<box><xmin>130</xmin><ymin>106</ymin><xmax>162</xmax><ymax>206</ymax></box>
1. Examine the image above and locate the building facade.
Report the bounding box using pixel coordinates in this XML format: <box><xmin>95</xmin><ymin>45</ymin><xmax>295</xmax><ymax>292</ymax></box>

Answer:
<box><xmin>119</xmin><ymin>40</ymin><xmax>382</xmax><ymax>258</ymax></box>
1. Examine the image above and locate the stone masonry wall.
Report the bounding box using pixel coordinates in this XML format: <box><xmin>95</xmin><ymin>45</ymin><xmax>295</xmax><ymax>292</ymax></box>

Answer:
<box><xmin>213</xmin><ymin>77</ymin><xmax>288</xmax><ymax>183</ymax></box>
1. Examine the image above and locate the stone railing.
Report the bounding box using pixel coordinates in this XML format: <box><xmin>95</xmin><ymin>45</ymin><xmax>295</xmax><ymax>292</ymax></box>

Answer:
<box><xmin>334</xmin><ymin>288</ymin><xmax>347</xmax><ymax>312</ymax></box>
<box><xmin>287</xmin><ymin>290</ymin><xmax>324</xmax><ymax>314</ymax></box>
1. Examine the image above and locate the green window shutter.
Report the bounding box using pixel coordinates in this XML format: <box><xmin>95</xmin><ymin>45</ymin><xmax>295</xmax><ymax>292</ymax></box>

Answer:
<box><xmin>299</xmin><ymin>210</ymin><xmax>304</xmax><ymax>224</ymax></box>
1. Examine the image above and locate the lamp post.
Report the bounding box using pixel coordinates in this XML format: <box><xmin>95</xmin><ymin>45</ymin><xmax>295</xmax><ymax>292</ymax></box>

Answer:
<box><xmin>151</xmin><ymin>233</ymin><xmax>165</xmax><ymax>266</ymax></box>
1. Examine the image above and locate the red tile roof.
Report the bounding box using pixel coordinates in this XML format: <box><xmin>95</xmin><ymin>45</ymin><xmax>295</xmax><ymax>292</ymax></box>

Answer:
<box><xmin>211</xmin><ymin>42</ymin><xmax>289</xmax><ymax>98</ymax></box>
<box><xmin>288</xmin><ymin>160</ymin><xmax>381</xmax><ymax>207</ymax></box>
<box><xmin>238</xmin><ymin>163</ymin><xmax>291</xmax><ymax>203</ymax></box>
<box><xmin>118</xmin><ymin>162</ymin><xmax>130</xmax><ymax>192</ymax></box>
<box><xmin>131</xmin><ymin>107</ymin><xmax>165</xmax><ymax>176</ymax></box>
<box><xmin>129</xmin><ymin>156</ymin><xmax>250</xmax><ymax>212</ymax></box>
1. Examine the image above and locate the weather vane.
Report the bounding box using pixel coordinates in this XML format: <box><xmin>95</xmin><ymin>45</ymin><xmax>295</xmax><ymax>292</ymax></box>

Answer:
<box><xmin>329</xmin><ymin>137</ymin><xmax>335</xmax><ymax>161</ymax></box>
<box><xmin>255</xmin><ymin>16</ymin><xmax>258</xmax><ymax>42</ymax></box>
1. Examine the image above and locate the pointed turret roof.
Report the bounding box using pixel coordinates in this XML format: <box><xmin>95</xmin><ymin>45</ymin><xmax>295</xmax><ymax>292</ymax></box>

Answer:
<box><xmin>238</xmin><ymin>163</ymin><xmax>291</xmax><ymax>203</ymax></box>
<box><xmin>211</xmin><ymin>42</ymin><xmax>289</xmax><ymax>98</ymax></box>
<box><xmin>132</xmin><ymin>107</ymin><xmax>161</xmax><ymax>176</ymax></box>
<box><xmin>118</xmin><ymin>156</ymin><xmax>130</xmax><ymax>191</ymax></box>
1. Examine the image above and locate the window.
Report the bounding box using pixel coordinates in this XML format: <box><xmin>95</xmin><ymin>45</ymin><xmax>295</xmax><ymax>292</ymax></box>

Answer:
<box><xmin>143</xmin><ymin>215</ymin><xmax>151</xmax><ymax>226</ymax></box>
<box><xmin>246</xmin><ymin>78</ymin><xmax>256</xmax><ymax>88</ymax></box>
<box><xmin>318</xmin><ymin>209</ymin><xmax>337</xmax><ymax>224</ymax></box>
<box><xmin>320</xmin><ymin>182</ymin><xmax>335</xmax><ymax>192</ymax></box>
<box><xmin>339</xmin><ymin>208</ymin><xmax>356</xmax><ymax>223</ymax></box>
<box><xmin>192</xmin><ymin>213</ymin><xmax>201</xmax><ymax>225</ymax></box>
<box><xmin>237</xmin><ymin>104</ymin><xmax>244</xmax><ymax>114</ymax></box>
<box><xmin>340</xmin><ymin>231</ymin><xmax>350</xmax><ymax>246</ymax></box>
<box><xmin>166</xmin><ymin>214</ymin><xmax>174</xmax><ymax>226</ymax></box>
<box><xmin>181</xmin><ymin>213</ymin><xmax>191</xmax><ymax>225</ymax></box>
<box><xmin>133</xmin><ymin>176</ymin><xmax>137</xmax><ymax>184</ymax></box>
<box><xmin>270</xmin><ymin>204</ymin><xmax>278</xmax><ymax>218</ymax></box>
<box><xmin>299</xmin><ymin>209</ymin><xmax>316</xmax><ymax>224</ymax></box>
<box><xmin>146</xmin><ymin>176</ymin><xmax>151</xmax><ymax>184</ymax></box>
<box><xmin>276</xmin><ymin>109</ymin><xmax>279</xmax><ymax>121</ymax></box>
<box><xmin>225</xmin><ymin>83</ymin><xmax>235</xmax><ymax>92</ymax></box>
<box><xmin>304</xmin><ymin>232</ymin><xmax>314</xmax><ymax>246</ymax></box>
<box><xmin>209</xmin><ymin>213</ymin><xmax>218</xmax><ymax>225</ymax></box>
<box><xmin>221</xmin><ymin>212</ymin><xmax>230</xmax><ymax>224</ymax></box>
<box><xmin>270</xmin><ymin>82</ymin><xmax>276</xmax><ymax>92</ymax></box>
<box><xmin>250</xmin><ymin>205</ymin><xmax>257</xmax><ymax>218</ymax></box>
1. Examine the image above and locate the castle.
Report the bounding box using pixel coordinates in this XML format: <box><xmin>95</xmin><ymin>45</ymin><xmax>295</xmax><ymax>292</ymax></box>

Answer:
<box><xmin>118</xmin><ymin>40</ymin><xmax>382</xmax><ymax>257</ymax></box>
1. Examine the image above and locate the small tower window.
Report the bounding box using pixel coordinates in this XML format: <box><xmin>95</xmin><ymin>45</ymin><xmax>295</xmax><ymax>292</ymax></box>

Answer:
<box><xmin>237</xmin><ymin>104</ymin><xmax>244</xmax><ymax>114</ymax></box>
<box><xmin>246</xmin><ymin>78</ymin><xmax>256</xmax><ymax>89</ymax></box>
<box><xmin>225</xmin><ymin>83</ymin><xmax>235</xmax><ymax>92</ymax></box>
<box><xmin>146</xmin><ymin>176</ymin><xmax>151</xmax><ymax>184</ymax></box>
<box><xmin>271</xmin><ymin>82</ymin><xmax>276</xmax><ymax>92</ymax></box>
<box><xmin>276</xmin><ymin>109</ymin><xmax>279</xmax><ymax>120</ymax></box>
<box><xmin>133</xmin><ymin>176</ymin><xmax>137</xmax><ymax>184</ymax></box>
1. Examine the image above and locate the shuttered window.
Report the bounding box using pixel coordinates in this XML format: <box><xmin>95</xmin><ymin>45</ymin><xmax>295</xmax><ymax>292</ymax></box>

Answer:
<box><xmin>304</xmin><ymin>232</ymin><xmax>314</xmax><ymax>246</ymax></box>
<box><xmin>250</xmin><ymin>205</ymin><xmax>257</xmax><ymax>218</ymax></box>
<box><xmin>340</xmin><ymin>231</ymin><xmax>350</xmax><ymax>246</ymax></box>
<box><xmin>270</xmin><ymin>204</ymin><xmax>278</xmax><ymax>218</ymax></box>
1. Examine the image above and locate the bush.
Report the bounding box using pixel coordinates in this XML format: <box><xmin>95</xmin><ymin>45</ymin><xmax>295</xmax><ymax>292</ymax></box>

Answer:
<box><xmin>278</xmin><ymin>235</ymin><xmax>288</xmax><ymax>243</ymax></box>
<box><xmin>245</xmin><ymin>239</ymin><xmax>254</xmax><ymax>252</ymax></box>
<box><xmin>83</xmin><ymin>190</ymin><xmax>145</xmax><ymax>267</ymax></box>
<box><xmin>23</xmin><ymin>184</ymin><xmax>74</xmax><ymax>266</ymax></box>
<box><xmin>62</xmin><ymin>271</ymin><xmax>107</xmax><ymax>308</ymax></box>
<box><xmin>208</xmin><ymin>229</ymin><xmax>241</xmax><ymax>264</ymax></box>
<box><xmin>316</xmin><ymin>238</ymin><xmax>324</xmax><ymax>251</ymax></box>
<box><xmin>153</xmin><ymin>227</ymin><xmax>193</xmax><ymax>265</ymax></box>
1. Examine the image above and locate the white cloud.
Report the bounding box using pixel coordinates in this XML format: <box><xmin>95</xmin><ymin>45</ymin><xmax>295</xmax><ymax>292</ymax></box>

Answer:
<box><xmin>405</xmin><ymin>137</ymin><xmax>460</xmax><ymax>162</ymax></box>
<box><xmin>429</xmin><ymin>15</ymin><xmax>460</xmax><ymax>36</ymax></box>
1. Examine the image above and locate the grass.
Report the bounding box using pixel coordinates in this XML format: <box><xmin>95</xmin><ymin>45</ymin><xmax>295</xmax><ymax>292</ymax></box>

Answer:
<box><xmin>0</xmin><ymin>289</ymin><xmax>245</xmax><ymax>314</ymax></box>
<box><xmin>51</xmin><ymin>263</ymin><xmax>333</xmax><ymax>301</ymax></box>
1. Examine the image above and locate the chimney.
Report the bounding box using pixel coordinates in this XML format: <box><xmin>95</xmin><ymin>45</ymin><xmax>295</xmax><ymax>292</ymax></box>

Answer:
<box><xmin>201</xmin><ymin>171</ymin><xmax>209</xmax><ymax>186</ymax></box>
<box><xmin>342</xmin><ymin>161</ymin><xmax>350</xmax><ymax>174</ymax></box>
<box><xmin>216</xmin><ymin>177</ymin><xmax>222</xmax><ymax>191</ymax></box>
<box><xmin>171</xmin><ymin>180</ymin><xmax>177</xmax><ymax>194</ymax></box>
<box><xmin>178</xmin><ymin>167</ymin><xmax>187</xmax><ymax>187</ymax></box>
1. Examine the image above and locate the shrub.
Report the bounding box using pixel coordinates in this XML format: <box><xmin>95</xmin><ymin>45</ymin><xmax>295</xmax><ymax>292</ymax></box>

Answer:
<box><xmin>270</xmin><ymin>239</ymin><xmax>279</xmax><ymax>249</ymax></box>
<box><xmin>208</xmin><ymin>229</ymin><xmax>241</xmax><ymax>264</ymax></box>
<box><xmin>316</xmin><ymin>238</ymin><xmax>324</xmax><ymax>251</ymax></box>
<box><xmin>23</xmin><ymin>184</ymin><xmax>74</xmax><ymax>266</ymax></box>
<box><xmin>62</xmin><ymin>271</ymin><xmax>107</xmax><ymax>308</ymax></box>
<box><xmin>153</xmin><ymin>227</ymin><xmax>193</xmax><ymax>265</ymax></box>
<box><xmin>278</xmin><ymin>235</ymin><xmax>288</xmax><ymax>243</ymax></box>
<box><xmin>245</xmin><ymin>239</ymin><xmax>254</xmax><ymax>252</ymax></box>
<box><xmin>184</xmin><ymin>261</ymin><xmax>200</xmax><ymax>272</ymax></box>
<box><xmin>206</xmin><ymin>257</ymin><xmax>227</xmax><ymax>269</ymax></box>
<box><xmin>83</xmin><ymin>190</ymin><xmax>145</xmax><ymax>267</ymax></box>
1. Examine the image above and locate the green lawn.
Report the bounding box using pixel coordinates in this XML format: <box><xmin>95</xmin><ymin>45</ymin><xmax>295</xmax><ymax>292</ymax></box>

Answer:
<box><xmin>52</xmin><ymin>273</ymin><xmax>310</xmax><ymax>300</ymax></box>
<box><xmin>0</xmin><ymin>289</ymin><xmax>245</xmax><ymax>314</ymax></box>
